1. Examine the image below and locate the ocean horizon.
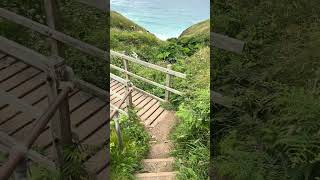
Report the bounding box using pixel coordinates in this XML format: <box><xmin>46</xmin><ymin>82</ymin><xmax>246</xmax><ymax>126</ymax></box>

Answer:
<box><xmin>111</xmin><ymin>0</ymin><xmax>210</xmax><ymax>40</ymax></box>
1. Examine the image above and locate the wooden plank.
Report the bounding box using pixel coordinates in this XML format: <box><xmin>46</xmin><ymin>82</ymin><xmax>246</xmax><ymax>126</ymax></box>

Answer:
<box><xmin>140</xmin><ymin>102</ymin><xmax>161</xmax><ymax>121</ymax></box>
<box><xmin>137</xmin><ymin>99</ymin><xmax>158</xmax><ymax>117</ymax></box>
<box><xmin>9</xmin><ymin>72</ymin><xmax>46</xmax><ymax>99</ymax></box>
<box><xmin>75</xmin><ymin>0</ymin><xmax>108</xmax><ymax>11</ymax></box>
<box><xmin>0</xmin><ymin>131</ymin><xmax>56</xmax><ymax>171</ymax></box>
<box><xmin>135</xmin><ymin>96</ymin><xmax>153</xmax><ymax>109</ymax></box>
<box><xmin>0</xmin><ymin>56</ymin><xmax>16</xmax><ymax>70</ymax></box>
<box><xmin>68</xmin><ymin>91</ymin><xmax>93</xmax><ymax>112</ymax></box>
<box><xmin>84</xmin><ymin>148</ymin><xmax>108</xmax><ymax>174</ymax></box>
<box><xmin>0</xmin><ymin>84</ymin><xmax>47</xmax><ymax>125</ymax></box>
<box><xmin>74</xmin><ymin>78</ymin><xmax>108</xmax><ymax>101</ymax></box>
<box><xmin>96</xmin><ymin>166</ymin><xmax>109</xmax><ymax>180</ymax></box>
<box><xmin>0</xmin><ymin>9</ymin><xmax>107</xmax><ymax>60</ymax></box>
<box><xmin>0</xmin><ymin>36</ymin><xmax>63</xmax><ymax>72</ymax></box>
<box><xmin>81</xmin><ymin>122</ymin><xmax>109</xmax><ymax>146</ymax></box>
<box><xmin>111</xmin><ymin>51</ymin><xmax>186</xmax><ymax>79</ymax></box>
<box><xmin>0</xmin><ymin>52</ymin><xmax>6</xmax><ymax>59</ymax></box>
<box><xmin>111</xmin><ymin>64</ymin><xmax>183</xmax><ymax>95</ymax></box>
<box><xmin>133</xmin><ymin>94</ymin><xmax>148</xmax><ymax>106</ymax></box>
<box><xmin>0</xmin><ymin>67</ymin><xmax>41</xmax><ymax>91</ymax></box>
<box><xmin>150</xmin><ymin>111</ymin><xmax>169</xmax><ymax>128</ymax></box>
<box><xmin>145</xmin><ymin>107</ymin><xmax>165</xmax><ymax>125</ymax></box>
<box><xmin>71</xmin><ymin>98</ymin><xmax>105</xmax><ymax>127</ymax></box>
<box><xmin>0</xmin><ymin>62</ymin><xmax>28</xmax><ymax>83</ymax></box>
<box><xmin>133</xmin><ymin>86</ymin><xmax>165</xmax><ymax>102</ymax></box>
<box><xmin>212</xmin><ymin>32</ymin><xmax>245</xmax><ymax>54</ymax></box>
<box><xmin>0</xmin><ymin>89</ymin><xmax>42</xmax><ymax>119</ymax></box>
<box><xmin>73</xmin><ymin>106</ymin><xmax>108</xmax><ymax>144</ymax></box>
<box><xmin>2</xmin><ymin>97</ymin><xmax>47</xmax><ymax>137</ymax></box>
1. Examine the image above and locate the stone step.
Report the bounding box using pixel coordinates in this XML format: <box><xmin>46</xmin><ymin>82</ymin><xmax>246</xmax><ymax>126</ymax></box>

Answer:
<box><xmin>147</xmin><ymin>142</ymin><xmax>172</xmax><ymax>159</ymax></box>
<box><xmin>141</xmin><ymin>158</ymin><xmax>174</xmax><ymax>173</ymax></box>
<box><xmin>135</xmin><ymin>172</ymin><xmax>177</xmax><ymax>180</ymax></box>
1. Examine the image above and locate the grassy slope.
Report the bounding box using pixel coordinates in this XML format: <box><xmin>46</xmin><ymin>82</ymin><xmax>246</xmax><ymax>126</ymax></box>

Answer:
<box><xmin>179</xmin><ymin>19</ymin><xmax>210</xmax><ymax>42</ymax></box>
<box><xmin>212</xmin><ymin>0</ymin><xmax>320</xmax><ymax>179</ymax></box>
<box><xmin>172</xmin><ymin>47</ymin><xmax>210</xmax><ymax>180</ymax></box>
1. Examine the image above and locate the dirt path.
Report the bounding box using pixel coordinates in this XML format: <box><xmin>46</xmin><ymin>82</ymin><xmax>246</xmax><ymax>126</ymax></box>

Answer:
<box><xmin>135</xmin><ymin>110</ymin><xmax>178</xmax><ymax>180</ymax></box>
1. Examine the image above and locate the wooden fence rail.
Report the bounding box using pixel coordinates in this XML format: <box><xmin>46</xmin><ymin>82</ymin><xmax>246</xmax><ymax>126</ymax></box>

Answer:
<box><xmin>0</xmin><ymin>7</ymin><xmax>108</xmax><ymax>60</ymax></box>
<box><xmin>111</xmin><ymin>51</ymin><xmax>186</xmax><ymax>102</ymax></box>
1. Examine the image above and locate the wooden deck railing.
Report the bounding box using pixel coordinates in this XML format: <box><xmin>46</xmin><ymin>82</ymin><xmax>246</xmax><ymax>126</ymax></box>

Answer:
<box><xmin>0</xmin><ymin>86</ymin><xmax>72</xmax><ymax>180</ymax></box>
<box><xmin>110</xmin><ymin>51</ymin><xmax>186</xmax><ymax>103</ymax></box>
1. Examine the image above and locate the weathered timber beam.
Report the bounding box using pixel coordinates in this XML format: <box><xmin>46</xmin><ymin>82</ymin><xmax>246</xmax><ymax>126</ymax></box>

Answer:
<box><xmin>0</xmin><ymin>8</ymin><xmax>108</xmax><ymax>60</ymax></box>
<box><xmin>211</xmin><ymin>90</ymin><xmax>234</xmax><ymax>108</ymax></box>
<box><xmin>0</xmin><ymin>131</ymin><xmax>56</xmax><ymax>171</ymax></box>
<box><xmin>0</xmin><ymin>36</ymin><xmax>63</xmax><ymax>72</ymax></box>
<box><xmin>75</xmin><ymin>0</ymin><xmax>108</xmax><ymax>11</ymax></box>
<box><xmin>111</xmin><ymin>50</ymin><xmax>186</xmax><ymax>79</ymax></box>
<box><xmin>0</xmin><ymin>89</ymin><xmax>43</xmax><ymax>119</ymax></box>
<box><xmin>211</xmin><ymin>32</ymin><xmax>245</xmax><ymax>54</ymax></box>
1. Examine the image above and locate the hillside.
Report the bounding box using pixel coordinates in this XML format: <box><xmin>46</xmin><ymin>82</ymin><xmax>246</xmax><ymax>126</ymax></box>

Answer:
<box><xmin>111</xmin><ymin>11</ymin><xmax>146</xmax><ymax>32</ymax></box>
<box><xmin>179</xmin><ymin>19</ymin><xmax>209</xmax><ymax>40</ymax></box>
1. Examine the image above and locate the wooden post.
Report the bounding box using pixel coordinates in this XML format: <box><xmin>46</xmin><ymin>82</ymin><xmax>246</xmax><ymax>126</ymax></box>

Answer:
<box><xmin>122</xmin><ymin>59</ymin><xmax>130</xmax><ymax>81</ymax></box>
<box><xmin>13</xmin><ymin>158</ymin><xmax>27</xmax><ymax>180</ymax></box>
<box><xmin>125</xmin><ymin>81</ymin><xmax>133</xmax><ymax>110</ymax></box>
<box><xmin>44</xmin><ymin>0</ymin><xmax>64</xmax><ymax>57</ymax></box>
<box><xmin>44</xmin><ymin>0</ymin><xmax>72</xmax><ymax>175</ymax></box>
<box><xmin>165</xmin><ymin>64</ymin><xmax>172</xmax><ymax>102</ymax></box>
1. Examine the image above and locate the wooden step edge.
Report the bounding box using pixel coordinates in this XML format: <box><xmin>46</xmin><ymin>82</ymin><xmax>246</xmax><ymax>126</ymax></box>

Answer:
<box><xmin>142</xmin><ymin>157</ymin><xmax>175</xmax><ymax>163</ymax></box>
<box><xmin>135</xmin><ymin>171</ymin><xmax>177</xmax><ymax>177</ymax></box>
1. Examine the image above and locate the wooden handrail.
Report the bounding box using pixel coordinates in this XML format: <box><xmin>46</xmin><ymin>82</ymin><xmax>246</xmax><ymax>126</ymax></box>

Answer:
<box><xmin>0</xmin><ymin>8</ymin><xmax>108</xmax><ymax>60</ymax></box>
<box><xmin>111</xmin><ymin>64</ymin><xmax>183</xmax><ymax>95</ymax></box>
<box><xmin>111</xmin><ymin>50</ymin><xmax>186</xmax><ymax>78</ymax></box>
<box><xmin>0</xmin><ymin>131</ymin><xmax>56</xmax><ymax>171</ymax></box>
<box><xmin>0</xmin><ymin>36</ymin><xmax>63</xmax><ymax>72</ymax></box>
<box><xmin>0</xmin><ymin>86</ymin><xmax>71</xmax><ymax>180</ymax></box>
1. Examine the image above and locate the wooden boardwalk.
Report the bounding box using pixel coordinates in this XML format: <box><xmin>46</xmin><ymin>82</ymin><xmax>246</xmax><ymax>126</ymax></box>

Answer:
<box><xmin>0</xmin><ymin>52</ymin><xmax>109</xmax><ymax>179</ymax></box>
<box><xmin>110</xmin><ymin>79</ymin><xmax>169</xmax><ymax>127</ymax></box>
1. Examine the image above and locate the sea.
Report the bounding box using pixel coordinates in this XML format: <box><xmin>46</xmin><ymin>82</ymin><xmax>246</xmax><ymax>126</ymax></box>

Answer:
<box><xmin>111</xmin><ymin>0</ymin><xmax>210</xmax><ymax>40</ymax></box>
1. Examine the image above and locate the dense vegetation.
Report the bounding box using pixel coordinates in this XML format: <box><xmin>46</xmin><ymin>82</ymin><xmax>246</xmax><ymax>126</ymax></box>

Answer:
<box><xmin>110</xmin><ymin>11</ymin><xmax>210</xmax><ymax>179</ymax></box>
<box><xmin>212</xmin><ymin>0</ymin><xmax>320</xmax><ymax>179</ymax></box>
<box><xmin>110</xmin><ymin>111</ymin><xmax>150</xmax><ymax>179</ymax></box>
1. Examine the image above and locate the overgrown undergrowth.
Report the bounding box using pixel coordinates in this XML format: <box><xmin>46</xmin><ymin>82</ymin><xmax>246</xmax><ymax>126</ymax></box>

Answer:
<box><xmin>110</xmin><ymin>111</ymin><xmax>150</xmax><ymax>180</ymax></box>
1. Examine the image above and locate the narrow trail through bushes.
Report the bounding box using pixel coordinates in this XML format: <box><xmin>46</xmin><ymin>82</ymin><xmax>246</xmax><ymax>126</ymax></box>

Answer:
<box><xmin>135</xmin><ymin>111</ymin><xmax>178</xmax><ymax>180</ymax></box>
